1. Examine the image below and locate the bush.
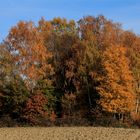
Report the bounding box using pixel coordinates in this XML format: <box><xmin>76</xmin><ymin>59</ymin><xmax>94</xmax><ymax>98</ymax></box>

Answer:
<box><xmin>22</xmin><ymin>91</ymin><xmax>48</xmax><ymax>125</ymax></box>
<box><xmin>131</xmin><ymin>112</ymin><xmax>140</xmax><ymax>127</ymax></box>
<box><xmin>0</xmin><ymin>77</ymin><xmax>29</xmax><ymax>118</ymax></box>
<box><xmin>0</xmin><ymin>115</ymin><xmax>18</xmax><ymax>127</ymax></box>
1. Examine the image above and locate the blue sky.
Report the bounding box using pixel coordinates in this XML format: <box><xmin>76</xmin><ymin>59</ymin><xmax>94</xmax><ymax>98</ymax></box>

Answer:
<box><xmin>0</xmin><ymin>0</ymin><xmax>140</xmax><ymax>42</ymax></box>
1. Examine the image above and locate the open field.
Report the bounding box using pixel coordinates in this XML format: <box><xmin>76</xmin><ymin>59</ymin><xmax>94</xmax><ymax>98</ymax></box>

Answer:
<box><xmin>0</xmin><ymin>127</ymin><xmax>139</xmax><ymax>140</ymax></box>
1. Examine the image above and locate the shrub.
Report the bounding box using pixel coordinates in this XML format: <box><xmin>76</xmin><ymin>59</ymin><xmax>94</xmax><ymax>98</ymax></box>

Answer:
<box><xmin>22</xmin><ymin>91</ymin><xmax>48</xmax><ymax>125</ymax></box>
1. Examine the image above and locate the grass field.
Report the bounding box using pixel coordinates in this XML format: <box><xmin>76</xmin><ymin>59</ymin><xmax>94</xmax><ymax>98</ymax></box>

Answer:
<box><xmin>0</xmin><ymin>127</ymin><xmax>139</xmax><ymax>140</ymax></box>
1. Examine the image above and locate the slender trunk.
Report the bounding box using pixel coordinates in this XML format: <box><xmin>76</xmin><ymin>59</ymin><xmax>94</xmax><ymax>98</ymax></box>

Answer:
<box><xmin>136</xmin><ymin>98</ymin><xmax>139</xmax><ymax>114</ymax></box>
<box><xmin>85</xmin><ymin>76</ymin><xmax>92</xmax><ymax>109</ymax></box>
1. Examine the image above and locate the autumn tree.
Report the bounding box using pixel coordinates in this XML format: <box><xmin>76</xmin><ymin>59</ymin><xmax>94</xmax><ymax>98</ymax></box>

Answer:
<box><xmin>0</xmin><ymin>43</ymin><xmax>29</xmax><ymax>119</ymax></box>
<box><xmin>121</xmin><ymin>31</ymin><xmax>140</xmax><ymax>113</ymax></box>
<box><xmin>0</xmin><ymin>43</ymin><xmax>15</xmax><ymax>86</ymax></box>
<box><xmin>3</xmin><ymin>21</ymin><xmax>56</xmax><ymax>122</ymax></box>
<box><xmin>97</xmin><ymin>45</ymin><xmax>136</xmax><ymax>118</ymax></box>
<box><xmin>78</xmin><ymin>16</ymin><xmax>105</xmax><ymax>113</ymax></box>
<box><xmin>6</xmin><ymin>21</ymin><xmax>53</xmax><ymax>91</ymax></box>
<box><xmin>0</xmin><ymin>15</ymin><xmax>140</xmax><ymax>126</ymax></box>
<box><xmin>39</xmin><ymin>18</ymin><xmax>80</xmax><ymax>117</ymax></box>
<box><xmin>78</xmin><ymin>15</ymin><xmax>122</xmax><ymax>51</ymax></box>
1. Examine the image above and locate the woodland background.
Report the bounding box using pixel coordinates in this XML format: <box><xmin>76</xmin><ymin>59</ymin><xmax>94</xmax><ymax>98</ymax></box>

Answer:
<box><xmin>0</xmin><ymin>15</ymin><xmax>140</xmax><ymax>127</ymax></box>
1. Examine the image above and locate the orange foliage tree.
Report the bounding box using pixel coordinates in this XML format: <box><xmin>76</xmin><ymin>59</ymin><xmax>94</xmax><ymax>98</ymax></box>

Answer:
<box><xmin>6</xmin><ymin>21</ymin><xmax>53</xmax><ymax>90</ymax></box>
<box><xmin>122</xmin><ymin>31</ymin><xmax>140</xmax><ymax>108</ymax></box>
<box><xmin>97</xmin><ymin>45</ymin><xmax>136</xmax><ymax>115</ymax></box>
<box><xmin>1</xmin><ymin>15</ymin><xmax>140</xmax><ymax>126</ymax></box>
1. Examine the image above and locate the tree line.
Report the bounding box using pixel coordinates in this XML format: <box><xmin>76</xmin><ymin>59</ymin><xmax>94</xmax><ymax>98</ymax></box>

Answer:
<box><xmin>0</xmin><ymin>15</ymin><xmax>140</xmax><ymax>126</ymax></box>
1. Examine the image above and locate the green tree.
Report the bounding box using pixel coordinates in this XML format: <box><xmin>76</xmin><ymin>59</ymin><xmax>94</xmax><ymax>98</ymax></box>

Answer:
<box><xmin>0</xmin><ymin>76</ymin><xmax>29</xmax><ymax>119</ymax></box>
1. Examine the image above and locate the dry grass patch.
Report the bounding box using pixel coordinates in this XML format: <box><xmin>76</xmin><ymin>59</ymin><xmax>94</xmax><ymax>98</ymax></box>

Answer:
<box><xmin>0</xmin><ymin>127</ymin><xmax>139</xmax><ymax>140</ymax></box>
